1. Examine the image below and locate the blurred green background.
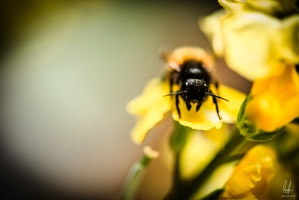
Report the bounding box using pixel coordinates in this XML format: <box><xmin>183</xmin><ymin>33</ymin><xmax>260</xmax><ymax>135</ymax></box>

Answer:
<box><xmin>0</xmin><ymin>1</ymin><xmax>249</xmax><ymax>199</ymax></box>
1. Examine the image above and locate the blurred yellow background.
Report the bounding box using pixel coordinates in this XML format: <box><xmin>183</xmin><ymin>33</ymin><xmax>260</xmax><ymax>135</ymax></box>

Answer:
<box><xmin>0</xmin><ymin>1</ymin><xmax>250</xmax><ymax>199</ymax></box>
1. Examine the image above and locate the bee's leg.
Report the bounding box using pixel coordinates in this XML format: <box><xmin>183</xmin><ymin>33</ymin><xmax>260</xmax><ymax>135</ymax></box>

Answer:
<box><xmin>212</xmin><ymin>94</ymin><xmax>222</xmax><ymax>120</ymax></box>
<box><xmin>196</xmin><ymin>103</ymin><xmax>202</xmax><ymax>112</ymax></box>
<box><xmin>214</xmin><ymin>80</ymin><xmax>220</xmax><ymax>95</ymax></box>
<box><xmin>181</xmin><ymin>94</ymin><xmax>191</xmax><ymax>111</ymax></box>
<box><xmin>175</xmin><ymin>94</ymin><xmax>181</xmax><ymax>118</ymax></box>
<box><xmin>169</xmin><ymin>71</ymin><xmax>179</xmax><ymax>94</ymax></box>
<box><xmin>212</xmin><ymin>80</ymin><xmax>222</xmax><ymax>119</ymax></box>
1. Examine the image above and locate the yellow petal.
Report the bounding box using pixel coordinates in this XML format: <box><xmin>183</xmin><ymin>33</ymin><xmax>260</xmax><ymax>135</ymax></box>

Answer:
<box><xmin>246</xmin><ymin>65</ymin><xmax>299</xmax><ymax>131</ymax></box>
<box><xmin>218</xmin><ymin>0</ymin><xmax>244</xmax><ymax>12</ymax></box>
<box><xmin>222</xmin><ymin>145</ymin><xmax>277</xmax><ymax>199</ymax></box>
<box><xmin>215</xmin><ymin>84</ymin><xmax>246</xmax><ymax>123</ymax></box>
<box><xmin>199</xmin><ymin>9</ymin><xmax>227</xmax><ymax>56</ymax></box>
<box><xmin>203</xmin><ymin>123</ymin><xmax>231</xmax><ymax>148</ymax></box>
<box><xmin>215</xmin><ymin>9</ymin><xmax>299</xmax><ymax>80</ymax></box>
<box><xmin>201</xmin><ymin>4</ymin><xmax>299</xmax><ymax>81</ymax></box>
<box><xmin>171</xmin><ymin>83</ymin><xmax>245</xmax><ymax>130</ymax></box>
<box><xmin>180</xmin><ymin>131</ymin><xmax>216</xmax><ymax>179</ymax></box>
<box><xmin>223</xmin><ymin>163</ymin><xmax>262</xmax><ymax>197</ymax></box>
<box><xmin>222</xmin><ymin>11</ymin><xmax>279</xmax><ymax>80</ymax></box>
<box><xmin>223</xmin><ymin>192</ymin><xmax>257</xmax><ymax>200</ymax></box>
<box><xmin>180</xmin><ymin>124</ymin><xmax>231</xmax><ymax>179</ymax></box>
<box><xmin>246</xmin><ymin>94</ymin><xmax>281</xmax><ymax>132</ymax></box>
<box><xmin>171</xmin><ymin>94</ymin><xmax>222</xmax><ymax>130</ymax></box>
<box><xmin>246</xmin><ymin>0</ymin><xmax>296</xmax><ymax>14</ymax></box>
<box><xmin>280</xmin><ymin>15</ymin><xmax>299</xmax><ymax>65</ymax></box>
<box><xmin>126</xmin><ymin>78</ymin><xmax>171</xmax><ymax>144</ymax></box>
<box><xmin>219</xmin><ymin>0</ymin><xmax>297</xmax><ymax>15</ymax></box>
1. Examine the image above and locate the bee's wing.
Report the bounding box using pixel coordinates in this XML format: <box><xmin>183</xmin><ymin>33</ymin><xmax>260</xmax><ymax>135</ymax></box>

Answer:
<box><xmin>161</xmin><ymin>51</ymin><xmax>181</xmax><ymax>72</ymax></box>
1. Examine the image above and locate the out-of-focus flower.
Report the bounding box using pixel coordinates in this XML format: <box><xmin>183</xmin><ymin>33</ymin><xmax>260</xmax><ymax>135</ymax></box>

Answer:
<box><xmin>245</xmin><ymin>64</ymin><xmax>299</xmax><ymax>132</ymax></box>
<box><xmin>236</xmin><ymin>63</ymin><xmax>299</xmax><ymax>141</ymax></box>
<box><xmin>126</xmin><ymin>47</ymin><xmax>245</xmax><ymax>144</ymax></box>
<box><xmin>219</xmin><ymin>0</ymin><xmax>297</xmax><ymax>15</ymax></box>
<box><xmin>200</xmin><ymin>0</ymin><xmax>299</xmax><ymax>80</ymax></box>
<box><xmin>126</xmin><ymin>77</ymin><xmax>171</xmax><ymax>144</ymax></box>
<box><xmin>143</xmin><ymin>146</ymin><xmax>160</xmax><ymax>159</ymax></box>
<box><xmin>121</xmin><ymin>145</ymin><xmax>159</xmax><ymax>200</ymax></box>
<box><xmin>200</xmin><ymin>0</ymin><xmax>299</xmax><ymax>141</ymax></box>
<box><xmin>221</xmin><ymin>145</ymin><xmax>277</xmax><ymax>199</ymax></box>
<box><xmin>179</xmin><ymin>124</ymin><xmax>231</xmax><ymax>179</ymax></box>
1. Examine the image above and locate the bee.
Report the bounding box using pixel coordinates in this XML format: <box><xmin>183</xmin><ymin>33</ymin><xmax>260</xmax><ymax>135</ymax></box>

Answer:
<box><xmin>163</xmin><ymin>47</ymin><xmax>228</xmax><ymax>119</ymax></box>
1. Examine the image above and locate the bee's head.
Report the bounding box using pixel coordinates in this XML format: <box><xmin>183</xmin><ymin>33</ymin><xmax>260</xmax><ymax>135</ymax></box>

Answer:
<box><xmin>164</xmin><ymin>83</ymin><xmax>228</xmax><ymax>103</ymax></box>
<box><xmin>184</xmin><ymin>79</ymin><xmax>209</xmax><ymax>103</ymax></box>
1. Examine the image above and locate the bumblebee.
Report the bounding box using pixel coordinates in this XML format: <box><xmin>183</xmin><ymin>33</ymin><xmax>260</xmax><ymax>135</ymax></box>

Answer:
<box><xmin>163</xmin><ymin>47</ymin><xmax>228</xmax><ymax>119</ymax></box>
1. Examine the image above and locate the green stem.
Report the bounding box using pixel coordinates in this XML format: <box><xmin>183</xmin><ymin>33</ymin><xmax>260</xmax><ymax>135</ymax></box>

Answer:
<box><xmin>166</xmin><ymin>122</ymin><xmax>192</xmax><ymax>199</ymax></box>
<box><xmin>172</xmin><ymin>150</ymin><xmax>183</xmax><ymax>193</ymax></box>
<box><xmin>170</xmin><ymin>121</ymin><xmax>192</xmax><ymax>186</ymax></box>
<box><xmin>223</xmin><ymin>153</ymin><xmax>245</xmax><ymax>163</ymax></box>
<box><xmin>120</xmin><ymin>155</ymin><xmax>152</xmax><ymax>200</ymax></box>
<box><xmin>183</xmin><ymin>129</ymin><xmax>244</xmax><ymax>199</ymax></box>
<box><xmin>165</xmin><ymin>128</ymin><xmax>253</xmax><ymax>200</ymax></box>
<box><xmin>170</xmin><ymin>121</ymin><xmax>191</xmax><ymax>154</ymax></box>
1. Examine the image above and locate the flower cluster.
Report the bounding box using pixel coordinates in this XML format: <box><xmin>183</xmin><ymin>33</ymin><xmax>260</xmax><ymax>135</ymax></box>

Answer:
<box><xmin>200</xmin><ymin>0</ymin><xmax>299</xmax><ymax>138</ymax></box>
<box><xmin>123</xmin><ymin>0</ymin><xmax>299</xmax><ymax>199</ymax></box>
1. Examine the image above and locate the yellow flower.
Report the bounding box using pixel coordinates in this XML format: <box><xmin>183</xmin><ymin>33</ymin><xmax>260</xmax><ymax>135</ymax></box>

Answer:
<box><xmin>199</xmin><ymin>2</ymin><xmax>299</xmax><ymax>80</ymax></box>
<box><xmin>245</xmin><ymin>64</ymin><xmax>299</xmax><ymax>132</ymax></box>
<box><xmin>219</xmin><ymin>0</ymin><xmax>296</xmax><ymax>15</ymax></box>
<box><xmin>222</xmin><ymin>145</ymin><xmax>277</xmax><ymax>199</ymax></box>
<box><xmin>180</xmin><ymin>124</ymin><xmax>231</xmax><ymax>179</ymax></box>
<box><xmin>200</xmin><ymin>0</ymin><xmax>299</xmax><ymax>136</ymax></box>
<box><xmin>127</xmin><ymin>47</ymin><xmax>246</xmax><ymax>144</ymax></box>
<box><xmin>159</xmin><ymin>123</ymin><xmax>232</xmax><ymax>196</ymax></box>
<box><xmin>126</xmin><ymin>77</ymin><xmax>171</xmax><ymax>144</ymax></box>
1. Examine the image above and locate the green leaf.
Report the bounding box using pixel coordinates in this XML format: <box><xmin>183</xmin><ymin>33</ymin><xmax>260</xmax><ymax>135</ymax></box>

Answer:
<box><xmin>237</xmin><ymin>94</ymin><xmax>252</xmax><ymax>125</ymax></box>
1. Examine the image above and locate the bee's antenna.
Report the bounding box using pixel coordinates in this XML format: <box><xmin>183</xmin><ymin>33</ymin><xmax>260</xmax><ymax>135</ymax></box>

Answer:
<box><xmin>205</xmin><ymin>92</ymin><xmax>229</xmax><ymax>101</ymax></box>
<box><xmin>164</xmin><ymin>91</ymin><xmax>188</xmax><ymax>97</ymax></box>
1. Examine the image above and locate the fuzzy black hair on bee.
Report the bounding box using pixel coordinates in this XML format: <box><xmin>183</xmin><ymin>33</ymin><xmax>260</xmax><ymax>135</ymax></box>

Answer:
<box><xmin>164</xmin><ymin>58</ymin><xmax>228</xmax><ymax>119</ymax></box>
